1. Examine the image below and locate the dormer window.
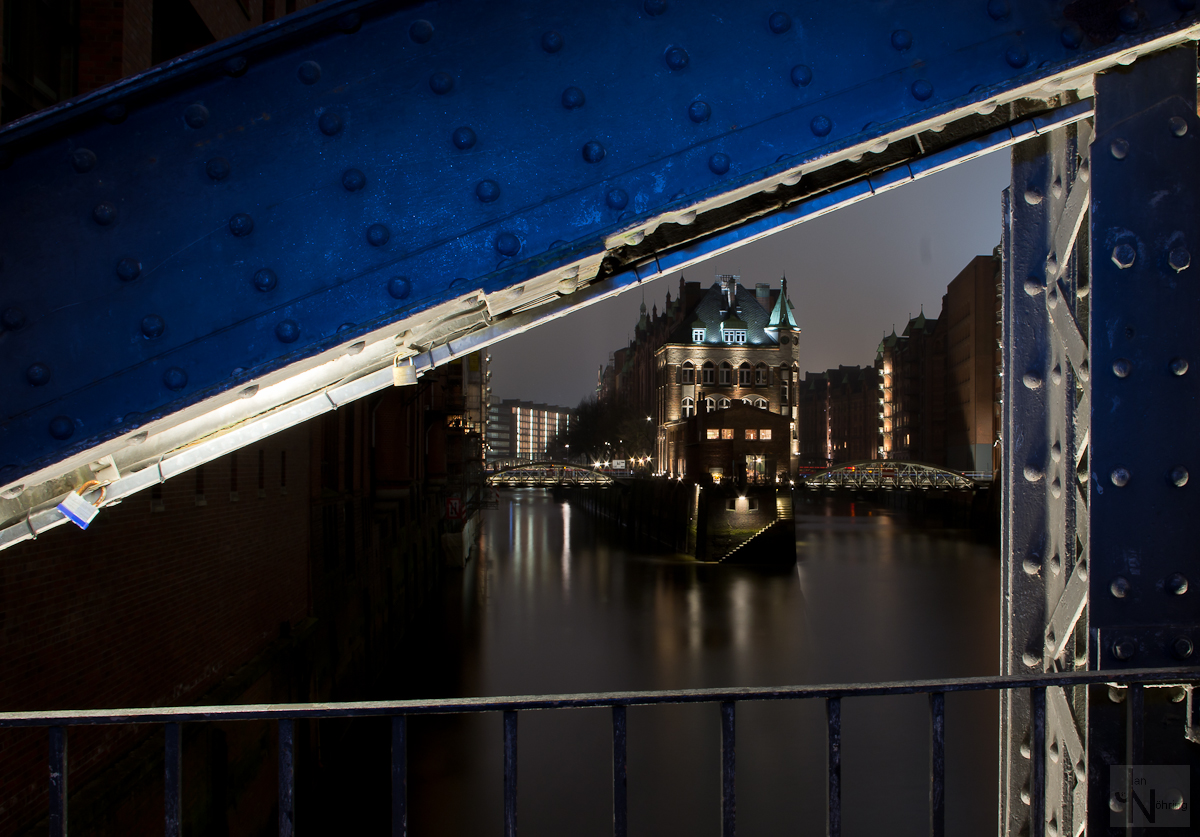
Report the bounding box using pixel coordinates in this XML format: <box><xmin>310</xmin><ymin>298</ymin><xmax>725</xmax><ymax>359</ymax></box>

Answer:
<box><xmin>722</xmin><ymin>328</ymin><xmax>747</xmax><ymax>344</ymax></box>
<box><xmin>692</xmin><ymin>328</ymin><xmax>705</xmax><ymax>343</ymax></box>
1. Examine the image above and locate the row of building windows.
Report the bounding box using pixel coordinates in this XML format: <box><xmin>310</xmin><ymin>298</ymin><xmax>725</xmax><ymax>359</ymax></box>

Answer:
<box><xmin>691</xmin><ymin>328</ymin><xmax>748</xmax><ymax>344</ymax></box>
<box><xmin>705</xmin><ymin>428</ymin><xmax>773</xmax><ymax>440</ymax></box>
<box><xmin>680</xmin><ymin>361</ymin><xmax>778</xmax><ymax>386</ymax></box>
<box><xmin>681</xmin><ymin>397</ymin><xmax>769</xmax><ymax>417</ymax></box>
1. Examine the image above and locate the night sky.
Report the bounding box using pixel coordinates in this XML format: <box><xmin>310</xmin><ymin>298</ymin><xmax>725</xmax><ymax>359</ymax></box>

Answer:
<box><xmin>490</xmin><ymin>151</ymin><xmax>1011</xmax><ymax>409</ymax></box>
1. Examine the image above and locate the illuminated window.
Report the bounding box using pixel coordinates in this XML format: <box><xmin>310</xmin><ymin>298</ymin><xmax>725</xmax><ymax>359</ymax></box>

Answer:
<box><xmin>721</xmin><ymin>428</ymin><xmax>734</xmax><ymax>440</ymax></box>
<box><xmin>738</xmin><ymin>363</ymin><xmax>752</xmax><ymax>386</ymax></box>
<box><xmin>755</xmin><ymin>364</ymin><xmax>769</xmax><ymax>385</ymax></box>
<box><xmin>702</xmin><ymin>362</ymin><xmax>715</xmax><ymax>384</ymax></box>
<box><xmin>755</xmin><ymin>399</ymin><xmax>768</xmax><ymax>409</ymax></box>
<box><xmin>706</xmin><ymin>428</ymin><xmax>719</xmax><ymax>440</ymax></box>
<box><xmin>742</xmin><ymin>398</ymin><xmax>753</xmax><ymax>406</ymax></box>
<box><xmin>723</xmin><ymin>329</ymin><xmax>747</xmax><ymax>344</ymax></box>
<box><xmin>760</xmin><ymin>429</ymin><xmax>772</xmax><ymax>440</ymax></box>
<box><xmin>682</xmin><ymin>397</ymin><xmax>695</xmax><ymax>418</ymax></box>
<box><xmin>719</xmin><ymin>361</ymin><xmax>732</xmax><ymax>385</ymax></box>
<box><xmin>704</xmin><ymin>396</ymin><xmax>716</xmax><ymax>412</ymax></box>
<box><xmin>745</xmin><ymin>429</ymin><xmax>757</xmax><ymax>440</ymax></box>
<box><xmin>692</xmin><ymin>328</ymin><xmax>705</xmax><ymax>342</ymax></box>
<box><xmin>681</xmin><ymin>361</ymin><xmax>695</xmax><ymax>384</ymax></box>
<box><xmin>718</xmin><ymin>397</ymin><xmax>731</xmax><ymax>409</ymax></box>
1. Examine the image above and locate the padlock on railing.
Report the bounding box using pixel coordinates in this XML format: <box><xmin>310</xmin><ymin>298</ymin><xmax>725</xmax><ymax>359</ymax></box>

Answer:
<box><xmin>56</xmin><ymin>481</ymin><xmax>105</xmax><ymax>530</ymax></box>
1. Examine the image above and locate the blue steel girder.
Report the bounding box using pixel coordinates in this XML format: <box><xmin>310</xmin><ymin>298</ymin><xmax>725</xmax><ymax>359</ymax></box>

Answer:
<box><xmin>1</xmin><ymin>0</ymin><xmax>1198</xmax><ymax>545</ymax></box>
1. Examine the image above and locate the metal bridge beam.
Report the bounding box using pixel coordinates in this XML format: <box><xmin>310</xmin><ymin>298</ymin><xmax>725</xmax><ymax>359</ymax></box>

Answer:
<box><xmin>2</xmin><ymin>1</ymin><xmax>1199</xmax><ymax>545</ymax></box>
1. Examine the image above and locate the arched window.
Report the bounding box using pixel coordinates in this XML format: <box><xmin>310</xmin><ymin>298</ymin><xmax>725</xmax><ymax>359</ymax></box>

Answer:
<box><xmin>755</xmin><ymin>363</ymin><xmax>769</xmax><ymax>386</ymax></box>
<box><xmin>755</xmin><ymin>399</ymin><xmax>768</xmax><ymax>410</ymax></box>
<box><xmin>738</xmin><ymin>362</ymin><xmax>752</xmax><ymax>386</ymax></box>
<box><xmin>682</xmin><ymin>397</ymin><xmax>695</xmax><ymax>418</ymax></box>
<box><xmin>704</xmin><ymin>396</ymin><xmax>716</xmax><ymax>413</ymax></box>
<box><xmin>719</xmin><ymin>361</ymin><xmax>732</xmax><ymax>385</ymax></box>
<box><xmin>718</xmin><ymin>397</ymin><xmax>731</xmax><ymax>409</ymax></box>
<box><xmin>702</xmin><ymin>361</ymin><xmax>715</xmax><ymax>385</ymax></box>
<box><xmin>741</xmin><ymin>397</ymin><xmax>753</xmax><ymax>406</ymax></box>
<box><xmin>681</xmin><ymin>361</ymin><xmax>695</xmax><ymax>384</ymax></box>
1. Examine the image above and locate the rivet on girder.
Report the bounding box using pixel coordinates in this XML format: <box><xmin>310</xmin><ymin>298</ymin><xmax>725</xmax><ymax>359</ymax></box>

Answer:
<box><xmin>93</xmin><ymin>203</ymin><xmax>117</xmax><ymax>225</ymax></box>
<box><xmin>1169</xmin><ymin>466</ymin><xmax>1189</xmax><ymax>487</ymax></box>
<box><xmin>664</xmin><ymin>46</ymin><xmax>689</xmax><ymax>70</ymax></box>
<box><xmin>688</xmin><ymin>101</ymin><xmax>711</xmax><ymax>123</ymax></box>
<box><xmin>141</xmin><ymin>315</ymin><xmax>165</xmax><ymax>339</ymax></box>
<box><xmin>790</xmin><ymin>65</ymin><xmax>812</xmax><ymax>87</ymax></box>
<box><xmin>184</xmin><ymin>104</ymin><xmax>209</xmax><ymax>128</ymax></box>
<box><xmin>1111</xmin><ymin>243</ymin><xmax>1135</xmax><ymax>269</ymax></box>
<box><xmin>367</xmin><ymin>224</ymin><xmax>390</xmax><ymax>246</ymax></box>
<box><xmin>429</xmin><ymin>72</ymin><xmax>454</xmax><ymax>95</ymax></box>
<box><xmin>986</xmin><ymin>0</ymin><xmax>1010</xmax><ymax>21</ymax></box>
<box><xmin>1166</xmin><ymin>573</ymin><xmax>1189</xmax><ymax>595</ymax></box>
<box><xmin>708</xmin><ymin>153</ymin><xmax>730</xmax><ymax>175</ymax></box>
<box><xmin>71</xmin><ymin>149</ymin><xmax>97</xmax><ymax>173</ymax></box>
<box><xmin>1110</xmin><ymin>467</ymin><xmax>1131</xmax><ymax>487</ymax></box>
<box><xmin>1005</xmin><ymin>45</ymin><xmax>1029</xmax><ymax>69</ymax></box>
<box><xmin>239</xmin><ymin>385</ymin><xmax>259</xmax><ymax>399</ymax></box>
<box><xmin>229</xmin><ymin>213</ymin><xmax>254</xmax><ymax>237</ymax></box>
<box><xmin>890</xmin><ymin>30</ymin><xmax>912</xmax><ymax>51</ymax></box>
<box><xmin>298</xmin><ymin>61</ymin><xmax>322</xmax><ymax>85</ymax></box>
<box><xmin>276</xmin><ymin>319</ymin><xmax>300</xmax><ymax>343</ymax></box>
<box><xmin>253</xmin><ymin>268</ymin><xmax>278</xmax><ymax>292</ymax></box>
<box><xmin>911</xmin><ymin>80</ymin><xmax>933</xmax><ymax>101</ymax></box>
<box><xmin>1022</xmin><ymin>465</ymin><xmax>1043</xmax><ymax>482</ymax></box>
<box><xmin>1112</xmin><ymin>358</ymin><xmax>1132</xmax><ymax>378</ymax></box>
<box><xmin>541</xmin><ymin>31</ymin><xmax>564</xmax><ymax>53</ymax></box>
<box><xmin>337</xmin><ymin>12</ymin><xmax>361</xmax><ymax>34</ymax></box>
<box><xmin>1023</xmin><ymin>277</ymin><xmax>1044</xmax><ymax>296</ymax></box>
<box><xmin>452</xmin><ymin>127</ymin><xmax>477</xmax><ymax>150</ymax></box>
<box><xmin>1111</xmin><ymin>638</ymin><xmax>1136</xmax><ymax>661</ymax></box>
<box><xmin>1169</xmin><ymin>116</ymin><xmax>1188</xmax><ymax>137</ymax></box>
<box><xmin>1173</xmin><ymin>637</ymin><xmax>1193</xmax><ymax>659</ymax></box>
<box><xmin>388</xmin><ymin>277</ymin><xmax>412</xmax><ymax>299</ymax></box>
<box><xmin>409</xmin><ymin>20</ymin><xmax>434</xmax><ymax>43</ymax></box>
<box><xmin>768</xmin><ymin>12</ymin><xmax>792</xmax><ymax>34</ymax></box>
<box><xmin>1110</xmin><ymin>138</ymin><xmax>1129</xmax><ymax>159</ymax></box>
<box><xmin>1021</xmin><ymin>372</ymin><xmax>1042</xmax><ymax>390</ymax></box>
<box><xmin>48</xmin><ymin>416</ymin><xmax>74</xmax><ymax>440</ymax></box>
<box><xmin>116</xmin><ymin>257</ymin><xmax>141</xmax><ymax>281</ymax></box>
<box><xmin>0</xmin><ymin>308</ymin><xmax>25</xmax><ymax>331</ymax></box>
<box><xmin>582</xmin><ymin>141</ymin><xmax>606</xmax><ymax>163</ymax></box>
<box><xmin>1175</xmin><ymin>0</ymin><xmax>1198</xmax><ymax>13</ymax></box>
<box><xmin>163</xmin><ymin>367</ymin><xmax>188</xmax><ymax>391</ymax></box>
<box><xmin>810</xmin><ymin>115</ymin><xmax>832</xmax><ymax>137</ymax></box>
<box><xmin>495</xmin><ymin>233</ymin><xmax>522</xmax><ymax>257</ymax></box>
<box><xmin>644</xmin><ymin>0</ymin><xmax>667</xmax><ymax>16</ymax></box>
<box><xmin>1168</xmin><ymin>247</ymin><xmax>1191</xmax><ymax>273</ymax></box>
<box><xmin>606</xmin><ymin>188</ymin><xmax>629</xmax><ymax>210</ymax></box>
<box><xmin>224</xmin><ymin>56</ymin><xmax>248</xmax><ymax>77</ymax></box>
<box><xmin>562</xmin><ymin>87</ymin><xmax>586</xmax><ymax>109</ymax></box>
<box><xmin>1023</xmin><ymin>188</ymin><xmax>1042</xmax><ymax>206</ymax></box>
<box><xmin>1170</xmin><ymin>357</ymin><xmax>1189</xmax><ymax>376</ymax></box>
<box><xmin>1060</xmin><ymin>24</ymin><xmax>1084</xmax><ymax>49</ymax></box>
<box><xmin>318</xmin><ymin>112</ymin><xmax>343</xmax><ymax>136</ymax></box>
<box><xmin>26</xmin><ymin>363</ymin><xmax>50</xmax><ymax>386</ymax></box>
<box><xmin>1050</xmin><ymin>363</ymin><xmax>1062</xmax><ymax>385</ymax></box>
<box><xmin>1118</xmin><ymin>5</ymin><xmax>1141</xmax><ymax>31</ymax></box>
<box><xmin>103</xmin><ymin>104</ymin><xmax>127</xmax><ymax>123</ymax></box>
<box><xmin>1022</xmin><ymin>554</ymin><xmax>1040</xmax><ymax>575</ymax></box>
<box><xmin>476</xmin><ymin>180</ymin><xmax>501</xmax><ymax>202</ymax></box>
<box><xmin>1049</xmin><ymin>552</ymin><xmax>1062</xmax><ymax>573</ymax></box>
<box><xmin>206</xmin><ymin>157</ymin><xmax>231</xmax><ymax>180</ymax></box>
<box><xmin>342</xmin><ymin>169</ymin><xmax>366</xmax><ymax>191</ymax></box>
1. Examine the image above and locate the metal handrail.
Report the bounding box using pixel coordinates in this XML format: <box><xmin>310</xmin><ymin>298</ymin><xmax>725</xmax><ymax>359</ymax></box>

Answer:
<box><xmin>7</xmin><ymin>666</ymin><xmax>1197</xmax><ymax>837</ymax></box>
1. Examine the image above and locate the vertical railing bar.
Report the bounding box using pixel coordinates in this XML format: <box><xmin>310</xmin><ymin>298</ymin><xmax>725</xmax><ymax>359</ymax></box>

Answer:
<box><xmin>1030</xmin><ymin>687</ymin><xmax>1046</xmax><ymax>837</ymax></box>
<box><xmin>504</xmin><ymin>710</ymin><xmax>518</xmax><ymax>837</ymax></box>
<box><xmin>612</xmin><ymin>705</ymin><xmax>628</xmax><ymax>837</ymax></box>
<box><xmin>826</xmin><ymin>697</ymin><xmax>841</xmax><ymax>837</ymax></box>
<box><xmin>392</xmin><ymin>716</ymin><xmax>407</xmax><ymax>837</ymax></box>
<box><xmin>929</xmin><ymin>692</ymin><xmax>945</xmax><ymax>837</ymax></box>
<box><xmin>720</xmin><ymin>701</ymin><xmax>736</xmax><ymax>837</ymax></box>
<box><xmin>278</xmin><ymin>718</ymin><xmax>294</xmax><ymax>837</ymax></box>
<box><xmin>1126</xmin><ymin>683</ymin><xmax>1144</xmax><ymax>836</ymax></box>
<box><xmin>165</xmin><ymin>722</ymin><xmax>182</xmax><ymax>837</ymax></box>
<box><xmin>48</xmin><ymin>725</ymin><xmax>67</xmax><ymax>837</ymax></box>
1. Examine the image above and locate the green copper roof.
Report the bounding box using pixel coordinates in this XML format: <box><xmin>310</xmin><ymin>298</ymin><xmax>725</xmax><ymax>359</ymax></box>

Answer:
<box><xmin>768</xmin><ymin>280</ymin><xmax>799</xmax><ymax>329</ymax></box>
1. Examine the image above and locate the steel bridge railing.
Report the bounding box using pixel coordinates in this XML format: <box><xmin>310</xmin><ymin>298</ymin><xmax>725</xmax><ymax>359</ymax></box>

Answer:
<box><xmin>3</xmin><ymin>667</ymin><xmax>1196</xmax><ymax>837</ymax></box>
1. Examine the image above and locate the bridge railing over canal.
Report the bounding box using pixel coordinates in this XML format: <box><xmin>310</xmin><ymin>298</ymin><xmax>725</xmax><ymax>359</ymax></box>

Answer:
<box><xmin>4</xmin><ymin>666</ymin><xmax>1195</xmax><ymax>837</ymax></box>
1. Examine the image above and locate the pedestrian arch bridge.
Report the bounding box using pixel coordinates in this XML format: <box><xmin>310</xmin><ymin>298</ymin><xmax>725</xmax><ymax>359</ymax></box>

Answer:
<box><xmin>801</xmin><ymin>461</ymin><xmax>983</xmax><ymax>491</ymax></box>
<box><xmin>487</xmin><ymin>462</ymin><xmax>614</xmax><ymax>487</ymax></box>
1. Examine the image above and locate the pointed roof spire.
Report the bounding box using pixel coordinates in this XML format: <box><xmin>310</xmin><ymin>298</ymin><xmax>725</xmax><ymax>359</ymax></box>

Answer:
<box><xmin>768</xmin><ymin>276</ymin><xmax>799</xmax><ymax>329</ymax></box>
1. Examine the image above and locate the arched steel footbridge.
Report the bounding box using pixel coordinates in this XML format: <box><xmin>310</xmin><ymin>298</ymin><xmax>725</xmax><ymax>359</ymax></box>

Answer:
<box><xmin>486</xmin><ymin>462</ymin><xmax>615</xmax><ymax>487</ymax></box>
<box><xmin>800</xmin><ymin>461</ymin><xmax>985</xmax><ymax>490</ymax></box>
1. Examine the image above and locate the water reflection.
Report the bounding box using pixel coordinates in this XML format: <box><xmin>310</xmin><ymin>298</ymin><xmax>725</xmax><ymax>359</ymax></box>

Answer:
<box><xmin>324</xmin><ymin>490</ymin><xmax>1000</xmax><ymax>836</ymax></box>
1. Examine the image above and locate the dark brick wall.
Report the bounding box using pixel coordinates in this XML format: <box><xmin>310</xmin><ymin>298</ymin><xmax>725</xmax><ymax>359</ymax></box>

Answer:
<box><xmin>0</xmin><ymin>426</ymin><xmax>310</xmax><ymax>836</ymax></box>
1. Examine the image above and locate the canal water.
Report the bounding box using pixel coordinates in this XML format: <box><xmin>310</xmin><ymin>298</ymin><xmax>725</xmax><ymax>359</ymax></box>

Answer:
<box><xmin>308</xmin><ymin>489</ymin><xmax>1001</xmax><ymax>836</ymax></box>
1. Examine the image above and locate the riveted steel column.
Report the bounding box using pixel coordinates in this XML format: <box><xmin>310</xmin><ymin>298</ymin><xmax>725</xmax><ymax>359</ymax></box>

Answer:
<box><xmin>1087</xmin><ymin>45</ymin><xmax>1200</xmax><ymax>833</ymax></box>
